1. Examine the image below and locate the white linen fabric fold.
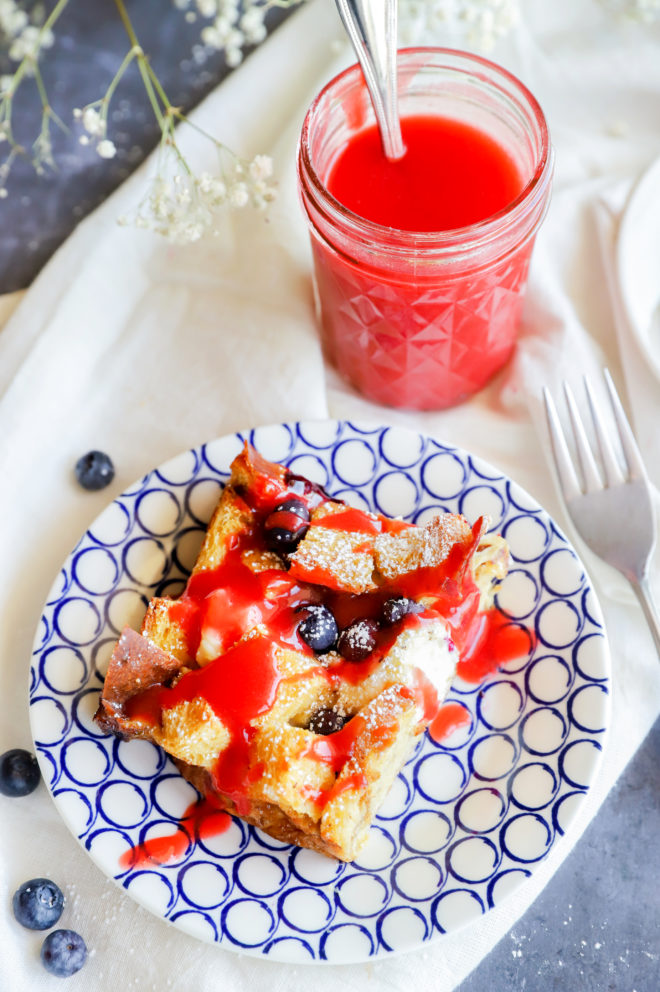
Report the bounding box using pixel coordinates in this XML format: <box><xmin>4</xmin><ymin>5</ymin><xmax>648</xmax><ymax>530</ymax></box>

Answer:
<box><xmin>1</xmin><ymin>1</ymin><xmax>660</xmax><ymax>988</ymax></box>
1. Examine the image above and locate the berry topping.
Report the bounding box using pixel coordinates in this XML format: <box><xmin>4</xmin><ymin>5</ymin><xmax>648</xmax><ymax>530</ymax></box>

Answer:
<box><xmin>277</xmin><ymin>497</ymin><xmax>311</xmax><ymax>519</ymax></box>
<box><xmin>285</xmin><ymin>472</ymin><xmax>330</xmax><ymax>505</ymax></box>
<box><xmin>337</xmin><ymin>619</ymin><xmax>379</xmax><ymax>661</ymax></box>
<box><xmin>297</xmin><ymin>604</ymin><xmax>338</xmax><ymax>653</ymax></box>
<box><xmin>13</xmin><ymin>878</ymin><xmax>64</xmax><ymax>930</ymax></box>
<box><xmin>264</xmin><ymin>498</ymin><xmax>311</xmax><ymax>554</ymax></box>
<box><xmin>380</xmin><ymin>596</ymin><xmax>422</xmax><ymax>626</ymax></box>
<box><xmin>308</xmin><ymin>707</ymin><xmax>348</xmax><ymax>735</ymax></box>
<box><xmin>75</xmin><ymin>450</ymin><xmax>115</xmax><ymax>491</ymax></box>
<box><xmin>0</xmin><ymin>748</ymin><xmax>40</xmax><ymax>797</ymax></box>
<box><xmin>41</xmin><ymin>929</ymin><xmax>87</xmax><ymax>978</ymax></box>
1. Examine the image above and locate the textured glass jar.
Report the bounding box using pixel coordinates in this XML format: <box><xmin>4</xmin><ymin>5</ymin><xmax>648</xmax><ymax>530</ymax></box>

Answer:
<box><xmin>297</xmin><ymin>48</ymin><xmax>553</xmax><ymax>410</ymax></box>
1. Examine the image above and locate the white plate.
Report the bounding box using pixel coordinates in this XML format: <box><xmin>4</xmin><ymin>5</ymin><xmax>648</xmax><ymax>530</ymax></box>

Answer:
<box><xmin>617</xmin><ymin>154</ymin><xmax>660</xmax><ymax>382</ymax></box>
<box><xmin>29</xmin><ymin>421</ymin><xmax>610</xmax><ymax>963</ymax></box>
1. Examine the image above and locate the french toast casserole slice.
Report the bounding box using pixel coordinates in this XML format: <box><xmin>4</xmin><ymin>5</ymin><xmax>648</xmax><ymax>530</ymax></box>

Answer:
<box><xmin>95</xmin><ymin>442</ymin><xmax>509</xmax><ymax>862</ymax></box>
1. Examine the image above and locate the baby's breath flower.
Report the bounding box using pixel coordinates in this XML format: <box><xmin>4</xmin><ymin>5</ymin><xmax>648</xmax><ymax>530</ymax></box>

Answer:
<box><xmin>397</xmin><ymin>0</ymin><xmax>519</xmax><ymax>50</ymax></box>
<box><xmin>97</xmin><ymin>138</ymin><xmax>117</xmax><ymax>158</ymax></box>
<box><xmin>82</xmin><ymin>106</ymin><xmax>105</xmax><ymax>137</ymax></box>
<box><xmin>225</xmin><ymin>44</ymin><xmax>243</xmax><ymax>67</ymax></box>
<box><xmin>598</xmin><ymin>0</ymin><xmax>660</xmax><ymax>20</ymax></box>
<box><xmin>9</xmin><ymin>23</ymin><xmax>54</xmax><ymax>62</ymax></box>
<box><xmin>33</xmin><ymin>125</ymin><xmax>55</xmax><ymax>169</ymax></box>
<box><xmin>248</xmin><ymin>154</ymin><xmax>273</xmax><ymax>182</ymax></box>
<box><xmin>0</xmin><ymin>0</ymin><xmax>29</xmax><ymax>39</ymax></box>
<box><xmin>240</xmin><ymin>7</ymin><xmax>267</xmax><ymax>44</ymax></box>
<box><xmin>228</xmin><ymin>180</ymin><xmax>249</xmax><ymax>207</ymax></box>
<box><xmin>196</xmin><ymin>0</ymin><xmax>219</xmax><ymax>16</ymax></box>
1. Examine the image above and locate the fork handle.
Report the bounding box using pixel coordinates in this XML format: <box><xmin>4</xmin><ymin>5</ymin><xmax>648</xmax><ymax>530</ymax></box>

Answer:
<box><xmin>628</xmin><ymin>575</ymin><xmax>660</xmax><ymax>660</ymax></box>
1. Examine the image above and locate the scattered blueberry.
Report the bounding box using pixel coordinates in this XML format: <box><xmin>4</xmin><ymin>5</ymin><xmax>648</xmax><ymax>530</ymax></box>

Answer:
<box><xmin>13</xmin><ymin>878</ymin><xmax>64</xmax><ymax>930</ymax></box>
<box><xmin>297</xmin><ymin>604</ymin><xmax>338</xmax><ymax>653</ymax></box>
<box><xmin>308</xmin><ymin>707</ymin><xmax>348</xmax><ymax>735</ymax></box>
<box><xmin>264</xmin><ymin>498</ymin><xmax>310</xmax><ymax>555</ymax></box>
<box><xmin>337</xmin><ymin>619</ymin><xmax>379</xmax><ymax>662</ymax></box>
<box><xmin>74</xmin><ymin>450</ymin><xmax>115</xmax><ymax>491</ymax></box>
<box><xmin>41</xmin><ymin>929</ymin><xmax>87</xmax><ymax>978</ymax></box>
<box><xmin>380</xmin><ymin>596</ymin><xmax>422</xmax><ymax>626</ymax></box>
<box><xmin>0</xmin><ymin>748</ymin><xmax>40</xmax><ymax>797</ymax></box>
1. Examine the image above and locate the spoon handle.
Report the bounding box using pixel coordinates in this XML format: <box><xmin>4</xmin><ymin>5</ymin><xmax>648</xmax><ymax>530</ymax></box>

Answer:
<box><xmin>335</xmin><ymin>0</ymin><xmax>405</xmax><ymax>161</ymax></box>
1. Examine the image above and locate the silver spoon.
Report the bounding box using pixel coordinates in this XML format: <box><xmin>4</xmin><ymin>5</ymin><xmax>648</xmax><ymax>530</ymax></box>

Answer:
<box><xmin>334</xmin><ymin>0</ymin><xmax>405</xmax><ymax>161</ymax></box>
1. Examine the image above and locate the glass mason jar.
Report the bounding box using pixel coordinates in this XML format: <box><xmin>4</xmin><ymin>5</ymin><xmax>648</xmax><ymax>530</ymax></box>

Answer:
<box><xmin>297</xmin><ymin>48</ymin><xmax>554</xmax><ymax>411</ymax></box>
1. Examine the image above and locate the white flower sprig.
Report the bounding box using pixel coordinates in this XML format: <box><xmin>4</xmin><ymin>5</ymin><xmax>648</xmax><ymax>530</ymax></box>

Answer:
<box><xmin>397</xmin><ymin>0</ymin><xmax>520</xmax><ymax>51</ymax></box>
<box><xmin>0</xmin><ymin>0</ymin><xmax>285</xmax><ymax>229</ymax></box>
<box><xmin>597</xmin><ymin>0</ymin><xmax>660</xmax><ymax>21</ymax></box>
<box><xmin>106</xmin><ymin>0</ymin><xmax>277</xmax><ymax>242</ymax></box>
<box><xmin>0</xmin><ymin>0</ymin><xmax>68</xmax><ymax>193</ymax></box>
<box><xmin>175</xmin><ymin>0</ymin><xmax>278</xmax><ymax>66</ymax></box>
<box><xmin>120</xmin><ymin>152</ymin><xmax>276</xmax><ymax>243</ymax></box>
<box><xmin>73</xmin><ymin>106</ymin><xmax>117</xmax><ymax>159</ymax></box>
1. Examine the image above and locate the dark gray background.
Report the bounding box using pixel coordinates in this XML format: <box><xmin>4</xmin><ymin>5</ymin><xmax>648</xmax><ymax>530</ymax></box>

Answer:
<box><xmin>2</xmin><ymin>3</ymin><xmax>659</xmax><ymax>988</ymax></box>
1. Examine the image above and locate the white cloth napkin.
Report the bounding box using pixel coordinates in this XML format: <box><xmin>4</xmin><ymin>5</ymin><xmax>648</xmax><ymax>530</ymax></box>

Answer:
<box><xmin>2</xmin><ymin>0</ymin><xmax>660</xmax><ymax>988</ymax></box>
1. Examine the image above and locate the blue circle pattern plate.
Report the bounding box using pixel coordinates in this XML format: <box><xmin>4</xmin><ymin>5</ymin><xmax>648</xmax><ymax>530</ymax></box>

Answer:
<box><xmin>29</xmin><ymin>422</ymin><xmax>610</xmax><ymax>964</ymax></box>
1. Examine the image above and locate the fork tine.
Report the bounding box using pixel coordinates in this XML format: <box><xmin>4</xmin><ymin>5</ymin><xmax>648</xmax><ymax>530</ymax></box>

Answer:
<box><xmin>542</xmin><ymin>387</ymin><xmax>582</xmax><ymax>501</ymax></box>
<box><xmin>563</xmin><ymin>382</ymin><xmax>603</xmax><ymax>494</ymax></box>
<box><xmin>583</xmin><ymin>375</ymin><xmax>626</xmax><ymax>488</ymax></box>
<box><xmin>603</xmin><ymin>368</ymin><xmax>649</xmax><ymax>482</ymax></box>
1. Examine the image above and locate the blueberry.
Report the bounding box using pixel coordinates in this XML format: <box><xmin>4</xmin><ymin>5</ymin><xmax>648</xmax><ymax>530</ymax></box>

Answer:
<box><xmin>380</xmin><ymin>596</ymin><xmax>422</xmax><ymax>626</ymax></box>
<box><xmin>41</xmin><ymin>929</ymin><xmax>87</xmax><ymax>978</ymax></box>
<box><xmin>297</xmin><ymin>604</ymin><xmax>338</xmax><ymax>653</ymax></box>
<box><xmin>0</xmin><ymin>748</ymin><xmax>40</xmax><ymax>797</ymax></box>
<box><xmin>264</xmin><ymin>498</ymin><xmax>310</xmax><ymax>554</ymax></box>
<box><xmin>308</xmin><ymin>707</ymin><xmax>347</xmax><ymax>735</ymax></box>
<box><xmin>276</xmin><ymin>498</ymin><xmax>310</xmax><ymax>520</ymax></box>
<box><xmin>75</xmin><ymin>450</ymin><xmax>115</xmax><ymax>491</ymax></box>
<box><xmin>13</xmin><ymin>878</ymin><xmax>64</xmax><ymax>930</ymax></box>
<box><xmin>337</xmin><ymin>619</ymin><xmax>379</xmax><ymax>662</ymax></box>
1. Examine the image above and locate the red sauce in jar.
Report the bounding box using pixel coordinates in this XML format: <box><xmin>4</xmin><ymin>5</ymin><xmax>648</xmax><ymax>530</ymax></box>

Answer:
<box><xmin>327</xmin><ymin>115</ymin><xmax>523</xmax><ymax>232</ymax></box>
<box><xmin>308</xmin><ymin>114</ymin><xmax>535</xmax><ymax>410</ymax></box>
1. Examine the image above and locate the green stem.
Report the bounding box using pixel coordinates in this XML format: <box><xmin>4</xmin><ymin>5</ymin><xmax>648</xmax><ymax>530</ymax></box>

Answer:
<box><xmin>112</xmin><ymin>0</ymin><xmax>173</xmax><ymax>132</ymax></box>
<box><xmin>137</xmin><ymin>57</ymin><xmax>166</xmax><ymax>129</ymax></box>
<box><xmin>169</xmin><ymin>108</ymin><xmax>229</xmax><ymax>155</ymax></box>
<box><xmin>10</xmin><ymin>0</ymin><xmax>71</xmax><ymax>95</ymax></box>
<box><xmin>144</xmin><ymin>60</ymin><xmax>173</xmax><ymax>113</ymax></box>
<box><xmin>112</xmin><ymin>0</ymin><xmax>140</xmax><ymax>47</ymax></box>
<box><xmin>31</xmin><ymin>66</ymin><xmax>68</xmax><ymax>145</ymax></box>
<box><xmin>103</xmin><ymin>45</ymin><xmax>141</xmax><ymax>109</ymax></box>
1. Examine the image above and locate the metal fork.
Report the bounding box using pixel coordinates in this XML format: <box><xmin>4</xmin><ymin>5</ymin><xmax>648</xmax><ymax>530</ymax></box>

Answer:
<box><xmin>543</xmin><ymin>369</ymin><xmax>660</xmax><ymax>657</ymax></box>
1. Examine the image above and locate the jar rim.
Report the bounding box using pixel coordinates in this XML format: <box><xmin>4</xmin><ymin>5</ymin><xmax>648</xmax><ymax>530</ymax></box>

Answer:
<box><xmin>298</xmin><ymin>46</ymin><xmax>553</xmax><ymax>251</ymax></box>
